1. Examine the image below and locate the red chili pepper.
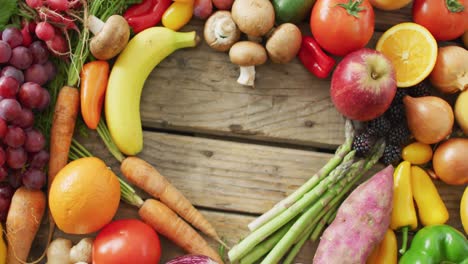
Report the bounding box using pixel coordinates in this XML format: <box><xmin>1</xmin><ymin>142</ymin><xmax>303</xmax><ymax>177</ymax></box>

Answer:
<box><xmin>124</xmin><ymin>0</ymin><xmax>158</xmax><ymax>20</ymax></box>
<box><xmin>126</xmin><ymin>0</ymin><xmax>172</xmax><ymax>33</ymax></box>
<box><xmin>298</xmin><ymin>36</ymin><xmax>336</xmax><ymax>79</ymax></box>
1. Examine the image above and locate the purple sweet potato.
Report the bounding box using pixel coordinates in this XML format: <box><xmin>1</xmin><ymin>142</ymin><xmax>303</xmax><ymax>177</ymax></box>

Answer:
<box><xmin>313</xmin><ymin>165</ymin><xmax>394</xmax><ymax>264</ymax></box>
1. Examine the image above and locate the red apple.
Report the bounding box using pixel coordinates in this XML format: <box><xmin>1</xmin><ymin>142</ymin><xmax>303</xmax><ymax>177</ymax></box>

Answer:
<box><xmin>330</xmin><ymin>48</ymin><xmax>397</xmax><ymax>121</ymax></box>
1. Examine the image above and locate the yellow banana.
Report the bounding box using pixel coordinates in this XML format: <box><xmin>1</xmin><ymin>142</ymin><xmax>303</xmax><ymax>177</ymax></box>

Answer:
<box><xmin>105</xmin><ymin>27</ymin><xmax>199</xmax><ymax>155</ymax></box>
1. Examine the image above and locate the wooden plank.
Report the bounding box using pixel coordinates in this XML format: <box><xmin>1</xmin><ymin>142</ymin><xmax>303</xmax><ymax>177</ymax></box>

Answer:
<box><xmin>374</xmin><ymin>5</ymin><xmax>412</xmax><ymax>32</ymax></box>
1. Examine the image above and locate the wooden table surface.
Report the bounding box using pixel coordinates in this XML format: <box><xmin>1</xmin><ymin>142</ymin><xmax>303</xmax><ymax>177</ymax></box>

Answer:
<box><xmin>31</xmin><ymin>5</ymin><xmax>466</xmax><ymax>263</ymax></box>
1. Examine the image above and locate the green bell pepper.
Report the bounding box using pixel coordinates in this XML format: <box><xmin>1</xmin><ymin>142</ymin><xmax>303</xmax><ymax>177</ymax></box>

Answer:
<box><xmin>272</xmin><ymin>0</ymin><xmax>316</xmax><ymax>24</ymax></box>
<box><xmin>399</xmin><ymin>225</ymin><xmax>468</xmax><ymax>264</ymax></box>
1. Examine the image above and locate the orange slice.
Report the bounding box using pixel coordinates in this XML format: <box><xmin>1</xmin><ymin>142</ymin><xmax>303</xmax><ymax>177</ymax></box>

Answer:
<box><xmin>376</xmin><ymin>22</ymin><xmax>438</xmax><ymax>88</ymax></box>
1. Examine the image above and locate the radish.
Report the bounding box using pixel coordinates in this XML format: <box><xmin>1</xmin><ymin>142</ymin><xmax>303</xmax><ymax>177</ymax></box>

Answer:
<box><xmin>46</xmin><ymin>33</ymin><xmax>68</xmax><ymax>56</ymax></box>
<box><xmin>35</xmin><ymin>22</ymin><xmax>55</xmax><ymax>41</ymax></box>
<box><xmin>46</xmin><ymin>0</ymin><xmax>79</xmax><ymax>11</ymax></box>
<box><xmin>212</xmin><ymin>0</ymin><xmax>234</xmax><ymax>10</ymax></box>
<box><xmin>313</xmin><ymin>165</ymin><xmax>394</xmax><ymax>264</ymax></box>
<box><xmin>20</xmin><ymin>25</ymin><xmax>32</xmax><ymax>47</ymax></box>
<box><xmin>26</xmin><ymin>0</ymin><xmax>43</xmax><ymax>8</ymax></box>
<box><xmin>193</xmin><ymin>0</ymin><xmax>213</xmax><ymax>20</ymax></box>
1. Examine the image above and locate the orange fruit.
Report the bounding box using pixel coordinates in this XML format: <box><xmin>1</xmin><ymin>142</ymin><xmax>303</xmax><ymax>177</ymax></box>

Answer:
<box><xmin>49</xmin><ymin>157</ymin><xmax>121</xmax><ymax>234</ymax></box>
<box><xmin>369</xmin><ymin>0</ymin><xmax>411</xmax><ymax>11</ymax></box>
<box><xmin>376</xmin><ymin>22</ymin><xmax>438</xmax><ymax>88</ymax></box>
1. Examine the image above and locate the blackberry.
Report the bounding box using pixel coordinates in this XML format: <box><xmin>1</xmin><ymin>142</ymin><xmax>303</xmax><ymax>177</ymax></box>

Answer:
<box><xmin>352</xmin><ymin>132</ymin><xmax>376</xmax><ymax>157</ymax></box>
<box><xmin>367</xmin><ymin>116</ymin><xmax>391</xmax><ymax>137</ymax></box>
<box><xmin>392</xmin><ymin>89</ymin><xmax>408</xmax><ymax>105</ymax></box>
<box><xmin>387</xmin><ymin>124</ymin><xmax>411</xmax><ymax>146</ymax></box>
<box><xmin>386</xmin><ymin>103</ymin><xmax>406</xmax><ymax>124</ymax></box>
<box><xmin>381</xmin><ymin>144</ymin><xmax>402</xmax><ymax>165</ymax></box>
<box><xmin>408</xmin><ymin>81</ymin><xmax>431</xmax><ymax>97</ymax></box>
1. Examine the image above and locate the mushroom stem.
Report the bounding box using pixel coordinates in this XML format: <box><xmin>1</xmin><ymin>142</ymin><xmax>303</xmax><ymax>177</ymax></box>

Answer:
<box><xmin>88</xmin><ymin>15</ymin><xmax>105</xmax><ymax>35</ymax></box>
<box><xmin>214</xmin><ymin>17</ymin><xmax>237</xmax><ymax>41</ymax></box>
<box><xmin>237</xmin><ymin>66</ymin><xmax>256</xmax><ymax>87</ymax></box>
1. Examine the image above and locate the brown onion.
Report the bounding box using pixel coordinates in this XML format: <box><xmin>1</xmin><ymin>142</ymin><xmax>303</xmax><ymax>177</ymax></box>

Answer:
<box><xmin>429</xmin><ymin>46</ymin><xmax>468</xmax><ymax>94</ymax></box>
<box><xmin>433</xmin><ymin>138</ymin><xmax>468</xmax><ymax>185</ymax></box>
<box><xmin>404</xmin><ymin>95</ymin><xmax>454</xmax><ymax>144</ymax></box>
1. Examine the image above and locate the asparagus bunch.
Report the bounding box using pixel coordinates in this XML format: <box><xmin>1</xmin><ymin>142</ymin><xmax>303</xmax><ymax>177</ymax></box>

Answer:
<box><xmin>227</xmin><ymin>119</ymin><xmax>386</xmax><ymax>264</ymax></box>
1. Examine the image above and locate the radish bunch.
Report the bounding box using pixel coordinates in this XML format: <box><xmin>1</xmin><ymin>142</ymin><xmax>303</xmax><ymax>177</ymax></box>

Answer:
<box><xmin>23</xmin><ymin>0</ymin><xmax>82</xmax><ymax>56</ymax></box>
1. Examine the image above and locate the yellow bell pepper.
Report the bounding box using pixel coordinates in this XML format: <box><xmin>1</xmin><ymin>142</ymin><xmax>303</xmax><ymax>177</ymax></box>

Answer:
<box><xmin>411</xmin><ymin>165</ymin><xmax>449</xmax><ymax>226</ymax></box>
<box><xmin>390</xmin><ymin>161</ymin><xmax>418</xmax><ymax>254</ymax></box>
<box><xmin>162</xmin><ymin>1</ymin><xmax>193</xmax><ymax>31</ymax></box>
<box><xmin>461</xmin><ymin>186</ymin><xmax>468</xmax><ymax>234</ymax></box>
<box><xmin>366</xmin><ymin>229</ymin><xmax>397</xmax><ymax>264</ymax></box>
<box><xmin>0</xmin><ymin>223</ymin><xmax>6</xmax><ymax>264</ymax></box>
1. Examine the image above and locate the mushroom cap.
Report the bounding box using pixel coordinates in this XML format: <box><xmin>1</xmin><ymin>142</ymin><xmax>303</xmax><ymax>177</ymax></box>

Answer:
<box><xmin>229</xmin><ymin>41</ymin><xmax>267</xmax><ymax>66</ymax></box>
<box><xmin>266</xmin><ymin>23</ymin><xmax>302</xmax><ymax>64</ymax></box>
<box><xmin>90</xmin><ymin>15</ymin><xmax>130</xmax><ymax>60</ymax></box>
<box><xmin>231</xmin><ymin>0</ymin><xmax>275</xmax><ymax>37</ymax></box>
<box><xmin>204</xmin><ymin>11</ymin><xmax>241</xmax><ymax>52</ymax></box>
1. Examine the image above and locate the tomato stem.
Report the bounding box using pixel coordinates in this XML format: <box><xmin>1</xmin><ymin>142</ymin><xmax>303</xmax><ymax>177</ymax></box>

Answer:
<box><xmin>446</xmin><ymin>0</ymin><xmax>464</xmax><ymax>12</ymax></box>
<box><xmin>337</xmin><ymin>0</ymin><xmax>365</xmax><ymax>18</ymax></box>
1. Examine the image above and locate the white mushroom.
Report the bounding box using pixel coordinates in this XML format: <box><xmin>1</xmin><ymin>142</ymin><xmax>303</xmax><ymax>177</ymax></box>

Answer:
<box><xmin>265</xmin><ymin>23</ymin><xmax>302</xmax><ymax>64</ymax></box>
<box><xmin>69</xmin><ymin>237</ymin><xmax>94</xmax><ymax>264</ymax></box>
<box><xmin>204</xmin><ymin>11</ymin><xmax>241</xmax><ymax>52</ymax></box>
<box><xmin>231</xmin><ymin>0</ymin><xmax>275</xmax><ymax>42</ymax></box>
<box><xmin>88</xmin><ymin>15</ymin><xmax>130</xmax><ymax>60</ymax></box>
<box><xmin>229</xmin><ymin>41</ymin><xmax>267</xmax><ymax>87</ymax></box>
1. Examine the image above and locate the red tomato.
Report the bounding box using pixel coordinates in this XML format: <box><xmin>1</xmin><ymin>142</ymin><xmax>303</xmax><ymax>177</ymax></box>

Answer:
<box><xmin>310</xmin><ymin>0</ymin><xmax>375</xmax><ymax>56</ymax></box>
<box><xmin>412</xmin><ymin>0</ymin><xmax>468</xmax><ymax>41</ymax></box>
<box><xmin>93</xmin><ymin>219</ymin><xmax>161</xmax><ymax>264</ymax></box>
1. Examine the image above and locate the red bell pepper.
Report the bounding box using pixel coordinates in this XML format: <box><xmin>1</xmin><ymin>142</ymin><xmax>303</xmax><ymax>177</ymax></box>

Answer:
<box><xmin>124</xmin><ymin>0</ymin><xmax>172</xmax><ymax>33</ymax></box>
<box><xmin>124</xmin><ymin>0</ymin><xmax>158</xmax><ymax>20</ymax></box>
<box><xmin>298</xmin><ymin>36</ymin><xmax>336</xmax><ymax>79</ymax></box>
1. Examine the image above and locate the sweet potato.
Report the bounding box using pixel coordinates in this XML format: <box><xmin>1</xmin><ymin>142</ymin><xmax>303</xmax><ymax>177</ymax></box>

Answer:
<box><xmin>313</xmin><ymin>165</ymin><xmax>394</xmax><ymax>264</ymax></box>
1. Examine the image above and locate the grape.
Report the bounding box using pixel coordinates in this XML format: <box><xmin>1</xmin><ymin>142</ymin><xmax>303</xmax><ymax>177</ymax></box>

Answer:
<box><xmin>0</xmin><ymin>66</ymin><xmax>24</xmax><ymax>84</ymax></box>
<box><xmin>0</xmin><ymin>148</ymin><xmax>5</xmax><ymax>167</ymax></box>
<box><xmin>0</xmin><ymin>182</ymin><xmax>13</xmax><ymax>199</ymax></box>
<box><xmin>0</xmin><ymin>98</ymin><xmax>22</xmax><ymax>121</ymax></box>
<box><xmin>4</xmin><ymin>126</ymin><xmax>25</xmax><ymax>148</ymax></box>
<box><xmin>18</xmin><ymin>82</ymin><xmax>42</xmax><ymax>109</ymax></box>
<box><xmin>12</xmin><ymin>108</ymin><xmax>34</xmax><ymax>129</ymax></box>
<box><xmin>8</xmin><ymin>169</ymin><xmax>23</xmax><ymax>189</ymax></box>
<box><xmin>24</xmin><ymin>64</ymin><xmax>48</xmax><ymax>85</ymax></box>
<box><xmin>37</xmin><ymin>88</ymin><xmax>50</xmax><ymax>111</ymax></box>
<box><xmin>0</xmin><ymin>76</ymin><xmax>19</xmax><ymax>98</ymax></box>
<box><xmin>22</xmin><ymin>168</ymin><xmax>46</xmax><ymax>190</ymax></box>
<box><xmin>43</xmin><ymin>60</ymin><xmax>56</xmax><ymax>81</ymax></box>
<box><xmin>29</xmin><ymin>150</ymin><xmax>49</xmax><ymax>169</ymax></box>
<box><xmin>0</xmin><ymin>40</ymin><xmax>12</xmax><ymax>63</ymax></box>
<box><xmin>0</xmin><ymin>166</ymin><xmax>6</xmax><ymax>182</ymax></box>
<box><xmin>24</xmin><ymin>129</ymin><xmax>45</xmax><ymax>152</ymax></box>
<box><xmin>6</xmin><ymin>147</ymin><xmax>27</xmax><ymax>169</ymax></box>
<box><xmin>9</xmin><ymin>46</ymin><xmax>33</xmax><ymax>70</ymax></box>
<box><xmin>29</xmin><ymin>40</ymin><xmax>49</xmax><ymax>64</ymax></box>
<box><xmin>2</xmin><ymin>28</ymin><xmax>23</xmax><ymax>49</ymax></box>
<box><xmin>0</xmin><ymin>118</ymin><xmax>6</xmax><ymax>138</ymax></box>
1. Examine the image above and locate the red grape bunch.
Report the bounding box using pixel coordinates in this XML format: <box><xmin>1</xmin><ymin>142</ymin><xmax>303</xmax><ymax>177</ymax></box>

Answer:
<box><xmin>0</xmin><ymin>25</ymin><xmax>56</xmax><ymax>220</ymax></box>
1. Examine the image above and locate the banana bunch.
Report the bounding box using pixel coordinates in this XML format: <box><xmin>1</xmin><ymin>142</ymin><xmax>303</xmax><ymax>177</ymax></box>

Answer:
<box><xmin>105</xmin><ymin>27</ymin><xmax>199</xmax><ymax>155</ymax></box>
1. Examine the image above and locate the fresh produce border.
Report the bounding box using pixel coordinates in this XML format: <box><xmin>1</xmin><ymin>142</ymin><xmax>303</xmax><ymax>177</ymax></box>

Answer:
<box><xmin>0</xmin><ymin>0</ymin><xmax>466</xmax><ymax>263</ymax></box>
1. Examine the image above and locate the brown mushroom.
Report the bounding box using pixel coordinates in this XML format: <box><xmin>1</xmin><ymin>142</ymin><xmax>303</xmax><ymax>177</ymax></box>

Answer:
<box><xmin>266</xmin><ymin>23</ymin><xmax>302</xmax><ymax>64</ymax></box>
<box><xmin>231</xmin><ymin>0</ymin><xmax>275</xmax><ymax>42</ymax></box>
<box><xmin>88</xmin><ymin>15</ymin><xmax>130</xmax><ymax>60</ymax></box>
<box><xmin>204</xmin><ymin>11</ymin><xmax>241</xmax><ymax>52</ymax></box>
<box><xmin>229</xmin><ymin>41</ymin><xmax>267</xmax><ymax>87</ymax></box>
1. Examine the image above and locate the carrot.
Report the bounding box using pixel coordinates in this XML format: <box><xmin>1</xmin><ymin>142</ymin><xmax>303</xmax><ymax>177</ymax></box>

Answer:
<box><xmin>80</xmin><ymin>60</ymin><xmax>109</xmax><ymax>129</ymax></box>
<box><xmin>48</xmin><ymin>86</ymin><xmax>80</xmax><ymax>189</ymax></box>
<box><xmin>6</xmin><ymin>187</ymin><xmax>46</xmax><ymax>264</ymax></box>
<box><xmin>139</xmin><ymin>199</ymin><xmax>223</xmax><ymax>264</ymax></box>
<box><xmin>121</xmin><ymin>157</ymin><xmax>224</xmax><ymax>245</ymax></box>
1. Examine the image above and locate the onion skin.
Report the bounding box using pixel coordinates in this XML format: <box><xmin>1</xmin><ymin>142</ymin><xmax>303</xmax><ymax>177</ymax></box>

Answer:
<box><xmin>429</xmin><ymin>46</ymin><xmax>468</xmax><ymax>94</ymax></box>
<box><xmin>404</xmin><ymin>95</ymin><xmax>454</xmax><ymax>144</ymax></box>
<box><xmin>166</xmin><ymin>255</ymin><xmax>220</xmax><ymax>264</ymax></box>
<box><xmin>433</xmin><ymin>138</ymin><xmax>468</xmax><ymax>185</ymax></box>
